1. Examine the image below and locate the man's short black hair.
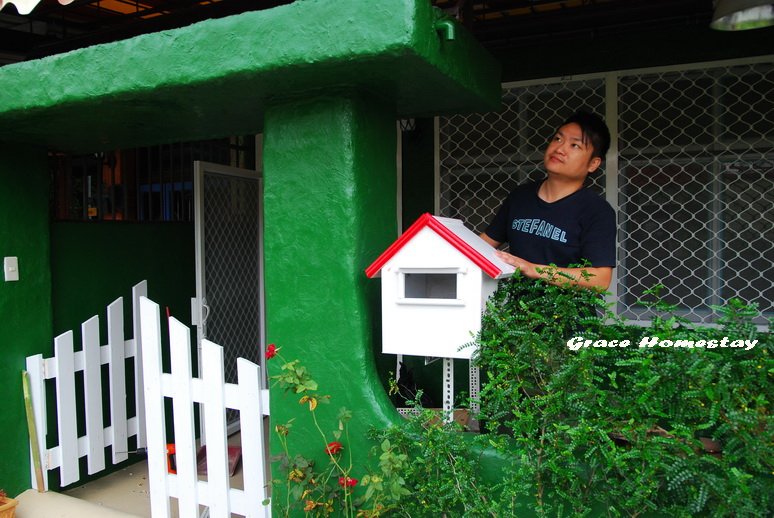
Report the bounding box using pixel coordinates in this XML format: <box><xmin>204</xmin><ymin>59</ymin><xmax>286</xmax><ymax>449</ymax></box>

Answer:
<box><xmin>561</xmin><ymin>111</ymin><xmax>611</xmax><ymax>160</ymax></box>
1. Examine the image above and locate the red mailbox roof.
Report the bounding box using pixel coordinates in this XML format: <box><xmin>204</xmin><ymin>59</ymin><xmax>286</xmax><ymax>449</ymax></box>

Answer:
<box><xmin>365</xmin><ymin>213</ymin><xmax>514</xmax><ymax>279</ymax></box>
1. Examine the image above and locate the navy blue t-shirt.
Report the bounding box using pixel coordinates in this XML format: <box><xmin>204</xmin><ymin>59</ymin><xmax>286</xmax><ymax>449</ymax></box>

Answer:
<box><xmin>484</xmin><ymin>181</ymin><xmax>616</xmax><ymax>268</ymax></box>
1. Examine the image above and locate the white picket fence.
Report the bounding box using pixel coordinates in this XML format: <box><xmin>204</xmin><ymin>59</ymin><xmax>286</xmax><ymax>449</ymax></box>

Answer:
<box><xmin>25</xmin><ymin>280</ymin><xmax>148</xmax><ymax>490</ymax></box>
<box><xmin>140</xmin><ymin>296</ymin><xmax>271</xmax><ymax>518</ymax></box>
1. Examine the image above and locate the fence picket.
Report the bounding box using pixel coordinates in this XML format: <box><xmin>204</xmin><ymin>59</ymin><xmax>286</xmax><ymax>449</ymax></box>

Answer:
<box><xmin>139</xmin><ymin>296</ymin><xmax>172</xmax><ymax>518</ymax></box>
<box><xmin>54</xmin><ymin>331</ymin><xmax>79</xmax><ymax>486</ymax></box>
<box><xmin>26</xmin><ymin>354</ymin><xmax>47</xmax><ymax>491</ymax></box>
<box><xmin>82</xmin><ymin>315</ymin><xmax>105</xmax><ymax>474</ymax></box>
<box><xmin>238</xmin><ymin>357</ymin><xmax>270</xmax><ymax>518</ymax></box>
<box><xmin>132</xmin><ymin>280</ymin><xmax>148</xmax><ymax>449</ymax></box>
<box><xmin>201</xmin><ymin>339</ymin><xmax>230</xmax><ymax>518</ymax></box>
<box><xmin>169</xmin><ymin>317</ymin><xmax>199</xmax><ymax>517</ymax></box>
<box><xmin>108</xmin><ymin>298</ymin><xmax>129</xmax><ymax>464</ymax></box>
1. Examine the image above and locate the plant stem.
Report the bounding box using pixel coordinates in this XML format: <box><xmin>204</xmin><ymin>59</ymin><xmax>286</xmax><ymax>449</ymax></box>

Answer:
<box><xmin>310</xmin><ymin>409</ymin><xmax>352</xmax><ymax>517</ymax></box>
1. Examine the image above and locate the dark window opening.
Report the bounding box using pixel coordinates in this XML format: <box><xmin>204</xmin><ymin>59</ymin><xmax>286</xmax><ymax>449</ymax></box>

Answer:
<box><xmin>51</xmin><ymin>136</ymin><xmax>256</xmax><ymax>222</ymax></box>
<box><xmin>404</xmin><ymin>273</ymin><xmax>458</xmax><ymax>299</ymax></box>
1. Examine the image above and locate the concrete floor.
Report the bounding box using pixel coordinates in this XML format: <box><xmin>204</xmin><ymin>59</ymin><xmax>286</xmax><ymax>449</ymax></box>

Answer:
<box><xmin>16</xmin><ymin>477</ymin><xmax>145</xmax><ymax>518</ymax></box>
<box><xmin>64</xmin><ymin>458</ymin><xmax>154</xmax><ymax>517</ymax></box>
<box><xmin>15</xmin><ymin>434</ymin><xmax>246</xmax><ymax>518</ymax></box>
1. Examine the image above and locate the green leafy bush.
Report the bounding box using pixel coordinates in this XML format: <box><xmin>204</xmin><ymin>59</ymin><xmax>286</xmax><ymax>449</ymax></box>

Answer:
<box><xmin>473</xmin><ymin>272</ymin><xmax>772</xmax><ymax>517</ymax></box>
<box><xmin>371</xmin><ymin>407</ymin><xmax>508</xmax><ymax>517</ymax></box>
<box><xmin>375</xmin><ymin>271</ymin><xmax>772</xmax><ymax>517</ymax></box>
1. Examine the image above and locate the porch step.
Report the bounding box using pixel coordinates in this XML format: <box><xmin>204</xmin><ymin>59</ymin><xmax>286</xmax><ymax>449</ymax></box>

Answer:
<box><xmin>14</xmin><ymin>489</ymin><xmax>142</xmax><ymax>518</ymax></box>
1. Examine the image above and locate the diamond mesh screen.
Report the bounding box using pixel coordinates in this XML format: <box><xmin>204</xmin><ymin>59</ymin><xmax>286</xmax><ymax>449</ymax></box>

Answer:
<box><xmin>202</xmin><ymin>172</ymin><xmax>262</xmax><ymax>391</ymax></box>
<box><xmin>439</xmin><ymin>60</ymin><xmax>773</xmax><ymax>324</ymax></box>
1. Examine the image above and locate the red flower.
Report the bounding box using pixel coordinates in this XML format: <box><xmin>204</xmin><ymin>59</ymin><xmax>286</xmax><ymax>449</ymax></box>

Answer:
<box><xmin>325</xmin><ymin>441</ymin><xmax>343</xmax><ymax>455</ymax></box>
<box><xmin>265</xmin><ymin>343</ymin><xmax>277</xmax><ymax>360</ymax></box>
<box><xmin>338</xmin><ymin>476</ymin><xmax>357</xmax><ymax>488</ymax></box>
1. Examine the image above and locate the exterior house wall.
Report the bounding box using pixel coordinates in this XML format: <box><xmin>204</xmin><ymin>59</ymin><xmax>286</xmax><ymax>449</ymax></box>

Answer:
<box><xmin>496</xmin><ymin>20</ymin><xmax>774</xmax><ymax>83</ymax></box>
<box><xmin>0</xmin><ymin>145</ymin><xmax>52</xmax><ymax>497</ymax></box>
<box><xmin>0</xmin><ymin>0</ymin><xmax>501</xmax><ymax>506</ymax></box>
<box><xmin>400</xmin><ymin>117</ymin><xmax>437</xmax><ymax>230</ymax></box>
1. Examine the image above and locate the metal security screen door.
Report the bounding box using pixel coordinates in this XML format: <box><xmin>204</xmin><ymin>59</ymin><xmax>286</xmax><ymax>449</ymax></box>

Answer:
<box><xmin>194</xmin><ymin>161</ymin><xmax>265</xmax><ymax>429</ymax></box>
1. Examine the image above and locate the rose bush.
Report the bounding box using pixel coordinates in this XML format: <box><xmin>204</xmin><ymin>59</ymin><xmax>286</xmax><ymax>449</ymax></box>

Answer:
<box><xmin>267</xmin><ymin>345</ymin><xmax>409</xmax><ymax>517</ymax></box>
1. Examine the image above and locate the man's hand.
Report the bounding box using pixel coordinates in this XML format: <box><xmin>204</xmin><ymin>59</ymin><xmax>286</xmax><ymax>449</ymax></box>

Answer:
<box><xmin>494</xmin><ymin>250</ymin><xmax>538</xmax><ymax>278</ymax></box>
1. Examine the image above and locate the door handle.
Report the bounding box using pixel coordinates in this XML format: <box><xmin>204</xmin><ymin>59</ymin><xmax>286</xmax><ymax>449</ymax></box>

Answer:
<box><xmin>201</xmin><ymin>299</ymin><xmax>210</xmax><ymax>327</ymax></box>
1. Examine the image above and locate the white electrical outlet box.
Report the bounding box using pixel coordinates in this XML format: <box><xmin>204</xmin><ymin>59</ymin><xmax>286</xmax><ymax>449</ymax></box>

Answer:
<box><xmin>4</xmin><ymin>256</ymin><xmax>19</xmax><ymax>282</ymax></box>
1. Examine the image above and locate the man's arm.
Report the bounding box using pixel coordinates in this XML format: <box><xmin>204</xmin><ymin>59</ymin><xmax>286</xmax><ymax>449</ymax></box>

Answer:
<box><xmin>480</xmin><ymin>231</ymin><xmax>611</xmax><ymax>290</ymax></box>
<box><xmin>479</xmin><ymin>232</ymin><xmax>502</xmax><ymax>249</ymax></box>
<box><xmin>494</xmin><ymin>250</ymin><xmax>612</xmax><ymax>290</ymax></box>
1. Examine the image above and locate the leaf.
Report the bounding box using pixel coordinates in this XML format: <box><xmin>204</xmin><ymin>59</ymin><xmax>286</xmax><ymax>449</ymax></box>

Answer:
<box><xmin>298</xmin><ymin>395</ymin><xmax>318</xmax><ymax>411</ymax></box>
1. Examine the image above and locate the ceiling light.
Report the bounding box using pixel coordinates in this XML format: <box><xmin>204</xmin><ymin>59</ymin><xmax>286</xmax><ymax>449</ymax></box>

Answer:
<box><xmin>711</xmin><ymin>0</ymin><xmax>774</xmax><ymax>31</ymax></box>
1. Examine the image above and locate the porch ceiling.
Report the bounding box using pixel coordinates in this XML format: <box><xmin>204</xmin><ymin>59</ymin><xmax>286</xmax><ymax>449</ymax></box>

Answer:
<box><xmin>0</xmin><ymin>1</ymin><xmax>716</xmax><ymax>65</ymax></box>
<box><xmin>0</xmin><ymin>0</ymin><xmax>500</xmax><ymax>153</ymax></box>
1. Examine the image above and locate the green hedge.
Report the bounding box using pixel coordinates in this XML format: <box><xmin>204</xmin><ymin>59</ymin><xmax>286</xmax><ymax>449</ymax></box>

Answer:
<box><xmin>373</xmin><ymin>271</ymin><xmax>772</xmax><ymax>517</ymax></box>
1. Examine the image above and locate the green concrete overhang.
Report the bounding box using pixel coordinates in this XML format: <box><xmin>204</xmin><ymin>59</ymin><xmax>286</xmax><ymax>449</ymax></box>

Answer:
<box><xmin>0</xmin><ymin>0</ymin><xmax>500</xmax><ymax>153</ymax></box>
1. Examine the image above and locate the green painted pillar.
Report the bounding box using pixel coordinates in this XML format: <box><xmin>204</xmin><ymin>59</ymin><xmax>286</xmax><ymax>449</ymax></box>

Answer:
<box><xmin>263</xmin><ymin>92</ymin><xmax>399</xmax><ymax>499</ymax></box>
<box><xmin>0</xmin><ymin>144</ymin><xmax>52</xmax><ymax>496</ymax></box>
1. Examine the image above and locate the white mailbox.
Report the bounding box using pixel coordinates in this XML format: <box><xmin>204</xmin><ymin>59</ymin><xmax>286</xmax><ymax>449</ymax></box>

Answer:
<box><xmin>366</xmin><ymin>213</ymin><xmax>514</xmax><ymax>359</ymax></box>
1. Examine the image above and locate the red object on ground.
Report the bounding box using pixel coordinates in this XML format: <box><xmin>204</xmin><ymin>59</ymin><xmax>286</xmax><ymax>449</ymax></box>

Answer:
<box><xmin>166</xmin><ymin>444</ymin><xmax>176</xmax><ymax>474</ymax></box>
<box><xmin>165</xmin><ymin>443</ymin><xmax>242</xmax><ymax>476</ymax></box>
<box><xmin>196</xmin><ymin>445</ymin><xmax>242</xmax><ymax>476</ymax></box>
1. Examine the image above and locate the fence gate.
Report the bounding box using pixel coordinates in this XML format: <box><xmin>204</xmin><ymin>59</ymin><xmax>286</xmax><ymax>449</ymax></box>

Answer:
<box><xmin>140</xmin><ymin>295</ymin><xmax>271</xmax><ymax>518</ymax></box>
<box><xmin>25</xmin><ymin>281</ymin><xmax>148</xmax><ymax>490</ymax></box>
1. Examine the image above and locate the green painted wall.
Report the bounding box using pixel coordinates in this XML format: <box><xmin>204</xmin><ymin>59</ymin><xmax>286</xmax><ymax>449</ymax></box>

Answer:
<box><xmin>0</xmin><ymin>145</ymin><xmax>52</xmax><ymax>497</ymax></box>
<box><xmin>401</xmin><ymin>117</ymin><xmax>437</xmax><ymax>232</ymax></box>
<box><xmin>263</xmin><ymin>93</ymin><xmax>400</xmax><ymax>502</ymax></box>
<box><xmin>50</xmin><ymin>222</ymin><xmax>195</xmax><ymax>337</ymax></box>
<box><xmin>47</xmin><ymin>221</ymin><xmax>196</xmax><ymax>489</ymax></box>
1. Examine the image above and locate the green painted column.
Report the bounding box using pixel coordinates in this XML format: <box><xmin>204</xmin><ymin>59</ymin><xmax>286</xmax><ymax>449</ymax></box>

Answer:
<box><xmin>263</xmin><ymin>92</ymin><xmax>399</xmax><ymax>503</ymax></box>
<box><xmin>0</xmin><ymin>144</ymin><xmax>52</xmax><ymax>496</ymax></box>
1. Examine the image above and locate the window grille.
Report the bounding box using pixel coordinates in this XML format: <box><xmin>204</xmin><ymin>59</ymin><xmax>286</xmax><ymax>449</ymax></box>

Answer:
<box><xmin>52</xmin><ymin>136</ymin><xmax>255</xmax><ymax>222</ymax></box>
<box><xmin>438</xmin><ymin>58</ymin><xmax>773</xmax><ymax>324</ymax></box>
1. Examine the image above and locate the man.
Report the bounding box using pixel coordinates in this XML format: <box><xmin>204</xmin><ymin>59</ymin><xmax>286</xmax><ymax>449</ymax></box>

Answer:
<box><xmin>480</xmin><ymin>111</ymin><xmax>615</xmax><ymax>290</ymax></box>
